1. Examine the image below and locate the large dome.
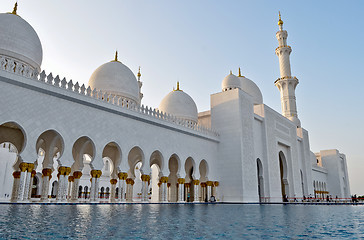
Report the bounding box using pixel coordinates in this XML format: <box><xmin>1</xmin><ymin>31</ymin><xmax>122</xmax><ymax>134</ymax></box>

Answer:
<box><xmin>159</xmin><ymin>84</ymin><xmax>198</xmax><ymax>123</ymax></box>
<box><xmin>0</xmin><ymin>11</ymin><xmax>43</xmax><ymax>70</ymax></box>
<box><xmin>238</xmin><ymin>75</ymin><xmax>263</xmax><ymax>105</ymax></box>
<box><xmin>88</xmin><ymin>59</ymin><xmax>140</xmax><ymax>104</ymax></box>
<box><xmin>221</xmin><ymin>71</ymin><xmax>241</xmax><ymax>91</ymax></box>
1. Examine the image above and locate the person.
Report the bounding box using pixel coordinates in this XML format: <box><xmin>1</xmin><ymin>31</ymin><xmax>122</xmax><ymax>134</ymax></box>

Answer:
<box><xmin>294</xmin><ymin>195</ymin><xmax>297</xmax><ymax>202</ymax></box>
<box><xmin>326</xmin><ymin>195</ymin><xmax>330</xmax><ymax>202</ymax></box>
<box><xmin>283</xmin><ymin>195</ymin><xmax>288</xmax><ymax>202</ymax></box>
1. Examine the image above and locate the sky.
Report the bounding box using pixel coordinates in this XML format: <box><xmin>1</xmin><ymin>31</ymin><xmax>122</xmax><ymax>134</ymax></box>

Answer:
<box><xmin>2</xmin><ymin>0</ymin><xmax>364</xmax><ymax>195</ymax></box>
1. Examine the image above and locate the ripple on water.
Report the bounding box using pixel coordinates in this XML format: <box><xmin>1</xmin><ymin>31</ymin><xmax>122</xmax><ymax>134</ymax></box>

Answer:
<box><xmin>0</xmin><ymin>204</ymin><xmax>363</xmax><ymax>239</ymax></box>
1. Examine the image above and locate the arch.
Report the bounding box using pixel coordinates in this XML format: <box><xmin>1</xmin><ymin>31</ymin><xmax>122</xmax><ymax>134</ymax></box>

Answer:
<box><xmin>51</xmin><ymin>181</ymin><xmax>58</xmax><ymax>198</ymax></box>
<box><xmin>72</xmin><ymin>136</ymin><xmax>96</xmax><ymax>172</ymax></box>
<box><xmin>78</xmin><ymin>185</ymin><xmax>83</xmax><ymax>198</ymax></box>
<box><xmin>150</xmin><ymin>150</ymin><xmax>164</xmax><ymax>202</ymax></box>
<box><xmin>31</xmin><ymin>175</ymin><xmax>40</xmax><ymax>198</ymax></box>
<box><xmin>256</xmin><ymin>158</ymin><xmax>264</xmax><ymax>202</ymax></box>
<box><xmin>0</xmin><ymin>122</ymin><xmax>26</xmax><ymax>154</ymax></box>
<box><xmin>36</xmin><ymin>130</ymin><xmax>65</xmax><ymax>167</ymax></box>
<box><xmin>102</xmin><ymin>142</ymin><xmax>122</xmax><ymax>178</ymax></box>
<box><xmin>101</xmin><ymin>157</ymin><xmax>114</xmax><ymax>177</ymax></box>
<box><xmin>84</xmin><ymin>186</ymin><xmax>89</xmax><ymax>199</ymax></box>
<box><xmin>199</xmin><ymin>159</ymin><xmax>209</xmax><ymax>182</ymax></box>
<box><xmin>100</xmin><ymin>187</ymin><xmax>105</xmax><ymax>199</ymax></box>
<box><xmin>185</xmin><ymin>157</ymin><xmax>196</xmax><ymax>202</ymax></box>
<box><xmin>106</xmin><ymin>187</ymin><xmax>110</xmax><ymax>199</ymax></box>
<box><xmin>127</xmin><ymin>146</ymin><xmax>145</xmax><ymax>179</ymax></box>
<box><xmin>278</xmin><ymin>151</ymin><xmax>289</xmax><ymax>201</ymax></box>
<box><xmin>168</xmin><ymin>154</ymin><xmax>180</xmax><ymax>202</ymax></box>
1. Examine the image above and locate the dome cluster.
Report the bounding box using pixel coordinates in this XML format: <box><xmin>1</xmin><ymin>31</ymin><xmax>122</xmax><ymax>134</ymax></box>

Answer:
<box><xmin>221</xmin><ymin>69</ymin><xmax>263</xmax><ymax>105</ymax></box>
<box><xmin>0</xmin><ymin>5</ymin><xmax>43</xmax><ymax>71</ymax></box>
<box><xmin>0</xmin><ymin>4</ymin><xmax>263</xmax><ymax>122</ymax></box>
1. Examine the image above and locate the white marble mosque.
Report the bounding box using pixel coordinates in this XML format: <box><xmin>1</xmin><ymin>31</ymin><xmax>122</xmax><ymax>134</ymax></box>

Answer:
<box><xmin>0</xmin><ymin>4</ymin><xmax>350</xmax><ymax>203</ymax></box>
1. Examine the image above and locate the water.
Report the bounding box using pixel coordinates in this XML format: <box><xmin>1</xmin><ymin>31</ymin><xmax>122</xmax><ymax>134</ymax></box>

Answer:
<box><xmin>0</xmin><ymin>204</ymin><xmax>363</xmax><ymax>239</ymax></box>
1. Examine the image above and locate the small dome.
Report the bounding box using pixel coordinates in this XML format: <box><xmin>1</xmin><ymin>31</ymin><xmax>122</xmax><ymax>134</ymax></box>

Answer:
<box><xmin>238</xmin><ymin>75</ymin><xmax>263</xmax><ymax>105</ymax></box>
<box><xmin>222</xmin><ymin>72</ymin><xmax>241</xmax><ymax>91</ymax></box>
<box><xmin>88</xmin><ymin>58</ymin><xmax>139</xmax><ymax>104</ymax></box>
<box><xmin>0</xmin><ymin>11</ymin><xmax>43</xmax><ymax>70</ymax></box>
<box><xmin>159</xmin><ymin>84</ymin><xmax>198</xmax><ymax>123</ymax></box>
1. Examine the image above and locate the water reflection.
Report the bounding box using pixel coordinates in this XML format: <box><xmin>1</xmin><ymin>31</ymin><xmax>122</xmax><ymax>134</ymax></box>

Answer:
<box><xmin>0</xmin><ymin>204</ymin><xmax>363</xmax><ymax>239</ymax></box>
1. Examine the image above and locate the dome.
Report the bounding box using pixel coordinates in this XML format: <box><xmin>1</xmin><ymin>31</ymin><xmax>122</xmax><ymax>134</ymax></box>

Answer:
<box><xmin>0</xmin><ymin>9</ymin><xmax>43</xmax><ymax>70</ymax></box>
<box><xmin>221</xmin><ymin>71</ymin><xmax>241</xmax><ymax>91</ymax></box>
<box><xmin>159</xmin><ymin>83</ymin><xmax>198</xmax><ymax>123</ymax></box>
<box><xmin>88</xmin><ymin>56</ymin><xmax>140</xmax><ymax>104</ymax></box>
<box><xmin>238</xmin><ymin>75</ymin><xmax>263</xmax><ymax>105</ymax></box>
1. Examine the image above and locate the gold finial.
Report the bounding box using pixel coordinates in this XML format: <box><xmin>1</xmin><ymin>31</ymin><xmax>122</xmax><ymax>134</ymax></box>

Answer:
<box><xmin>238</xmin><ymin>67</ymin><xmax>242</xmax><ymax>77</ymax></box>
<box><xmin>230</xmin><ymin>70</ymin><xmax>232</xmax><ymax>75</ymax></box>
<box><xmin>137</xmin><ymin>66</ymin><xmax>141</xmax><ymax>78</ymax></box>
<box><xmin>114</xmin><ymin>50</ymin><xmax>118</xmax><ymax>62</ymax></box>
<box><xmin>10</xmin><ymin>2</ymin><xmax>18</xmax><ymax>15</ymax></box>
<box><xmin>278</xmin><ymin>11</ymin><xmax>283</xmax><ymax>26</ymax></box>
<box><xmin>174</xmin><ymin>81</ymin><xmax>182</xmax><ymax>91</ymax></box>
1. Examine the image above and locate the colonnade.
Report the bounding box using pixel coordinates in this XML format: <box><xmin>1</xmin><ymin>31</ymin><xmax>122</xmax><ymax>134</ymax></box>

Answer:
<box><xmin>10</xmin><ymin>165</ymin><xmax>219</xmax><ymax>203</ymax></box>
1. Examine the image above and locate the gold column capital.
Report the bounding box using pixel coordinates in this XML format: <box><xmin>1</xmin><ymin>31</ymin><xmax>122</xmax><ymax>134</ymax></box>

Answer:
<box><xmin>13</xmin><ymin>171</ymin><xmax>21</xmax><ymax>179</ymax></box>
<box><xmin>141</xmin><ymin>174</ymin><xmax>150</xmax><ymax>182</ymax></box>
<box><xmin>31</xmin><ymin>170</ymin><xmax>36</xmax><ymax>177</ymax></box>
<box><xmin>214</xmin><ymin>181</ymin><xmax>219</xmax><ymax>187</ymax></box>
<box><xmin>118</xmin><ymin>172</ymin><xmax>128</xmax><ymax>180</ymax></box>
<box><xmin>192</xmin><ymin>180</ymin><xmax>200</xmax><ymax>185</ymax></box>
<box><xmin>206</xmin><ymin>181</ymin><xmax>214</xmax><ymax>186</ymax></box>
<box><xmin>42</xmin><ymin>168</ymin><xmax>52</xmax><ymax>177</ymax></box>
<box><xmin>160</xmin><ymin>176</ymin><xmax>168</xmax><ymax>183</ymax></box>
<box><xmin>68</xmin><ymin>176</ymin><xmax>74</xmax><ymax>182</ymax></box>
<box><xmin>126</xmin><ymin>178</ymin><xmax>134</xmax><ymax>185</ymax></box>
<box><xmin>19</xmin><ymin>162</ymin><xmax>28</xmax><ymax>172</ymax></box>
<box><xmin>177</xmin><ymin>178</ymin><xmax>185</xmax><ymax>184</ymax></box>
<box><xmin>110</xmin><ymin>179</ymin><xmax>118</xmax><ymax>185</ymax></box>
<box><xmin>73</xmin><ymin>171</ymin><xmax>83</xmax><ymax>179</ymax></box>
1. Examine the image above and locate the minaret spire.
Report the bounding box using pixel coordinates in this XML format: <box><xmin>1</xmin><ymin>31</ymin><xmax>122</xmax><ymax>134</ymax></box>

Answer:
<box><xmin>114</xmin><ymin>50</ymin><xmax>118</xmax><ymax>62</ymax></box>
<box><xmin>137</xmin><ymin>66</ymin><xmax>141</xmax><ymax>81</ymax></box>
<box><xmin>274</xmin><ymin>13</ymin><xmax>301</xmax><ymax>127</ymax></box>
<box><xmin>238</xmin><ymin>67</ymin><xmax>242</xmax><ymax>77</ymax></box>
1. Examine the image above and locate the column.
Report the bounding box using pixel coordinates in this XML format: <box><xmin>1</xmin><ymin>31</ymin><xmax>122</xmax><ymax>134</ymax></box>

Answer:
<box><xmin>28</xmin><ymin>170</ymin><xmax>36</xmax><ymax>200</ymax></box>
<box><xmin>23</xmin><ymin>163</ymin><xmax>34</xmax><ymax>201</ymax></box>
<box><xmin>158</xmin><ymin>182</ymin><xmax>162</xmax><ymax>202</ymax></box>
<box><xmin>67</xmin><ymin>175</ymin><xmax>74</xmax><ymax>201</ymax></box>
<box><xmin>40</xmin><ymin>168</ymin><xmax>52</xmax><ymax>202</ymax></box>
<box><xmin>177</xmin><ymin>178</ymin><xmax>185</xmax><ymax>203</ymax></box>
<box><xmin>167</xmin><ymin>183</ymin><xmax>171</xmax><ymax>202</ymax></box>
<box><xmin>16</xmin><ymin>162</ymin><xmax>28</xmax><ymax>201</ymax></box>
<box><xmin>141</xmin><ymin>174</ymin><xmax>150</xmax><ymax>202</ymax></box>
<box><xmin>11</xmin><ymin>171</ymin><xmax>21</xmax><ymax>202</ymax></box>
<box><xmin>206</xmin><ymin>181</ymin><xmax>213</xmax><ymax>202</ymax></box>
<box><xmin>118</xmin><ymin>172</ymin><xmax>127</xmax><ymax>202</ymax></box>
<box><xmin>110</xmin><ymin>179</ymin><xmax>117</xmax><ymax>203</ymax></box>
<box><xmin>71</xmin><ymin>171</ymin><xmax>82</xmax><ymax>201</ymax></box>
<box><xmin>214</xmin><ymin>181</ymin><xmax>219</xmax><ymax>201</ymax></box>
<box><xmin>90</xmin><ymin>170</ymin><xmax>101</xmax><ymax>202</ymax></box>
<box><xmin>200</xmin><ymin>182</ymin><xmax>207</xmax><ymax>202</ymax></box>
<box><xmin>126</xmin><ymin>178</ymin><xmax>134</xmax><ymax>202</ymax></box>
<box><xmin>193</xmin><ymin>180</ymin><xmax>200</xmax><ymax>203</ymax></box>
<box><xmin>56</xmin><ymin>167</ymin><xmax>69</xmax><ymax>201</ymax></box>
<box><xmin>160</xmin><ymin>176</ymin><xmax>168</xmax><ymax>202</ymax></box>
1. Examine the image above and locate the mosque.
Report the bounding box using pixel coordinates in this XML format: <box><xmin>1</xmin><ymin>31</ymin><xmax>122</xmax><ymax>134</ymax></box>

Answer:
<box><xmin>0</xmin><ymin>4</ymin><xmax>351</xmax><ymax>203</ymax></box>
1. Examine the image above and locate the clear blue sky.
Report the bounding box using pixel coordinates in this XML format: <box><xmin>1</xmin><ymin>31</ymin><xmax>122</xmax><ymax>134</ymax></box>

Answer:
<box><xmin>3</xmin><ymin>0</ymin><xmax>364</xmax><ymax>194</ymax></box>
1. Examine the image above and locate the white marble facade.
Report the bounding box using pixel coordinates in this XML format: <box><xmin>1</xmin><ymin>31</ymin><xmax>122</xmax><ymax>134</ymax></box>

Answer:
<box><xmin>0</xmin><ymin>5</ymin><xmax>350</xmax><ymax>203</ymax></box>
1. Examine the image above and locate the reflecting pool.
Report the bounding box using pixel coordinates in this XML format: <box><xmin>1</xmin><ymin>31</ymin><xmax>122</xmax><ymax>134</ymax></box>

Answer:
<box><xmin>0</xmin><ymin>204</ymin><xmax>363</xmax><ymax>239</ymax></box>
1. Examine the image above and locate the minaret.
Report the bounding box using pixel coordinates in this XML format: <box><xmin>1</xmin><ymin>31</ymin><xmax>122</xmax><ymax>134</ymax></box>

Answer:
<box><xmin>274</xmin><ymin>12</ymin><xmax>301</xmax><ymax>127</ymax></box>
<box><xmin>137</xmin><ymin>66</ymin><xmax>143</xmax><ymax>102</ymax></box>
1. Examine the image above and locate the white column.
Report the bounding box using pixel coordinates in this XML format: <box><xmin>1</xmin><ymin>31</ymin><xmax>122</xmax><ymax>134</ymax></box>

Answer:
<box><xmin>126</xmin><ymin>178</ymin><xmax>134</xmax><ymax>202</ymax></box>
<box><xmin>56</xmin><ymin>175</ymin><xmax>64</xmax><ymax>201</ymax></box>
<box><xmin>177</xmin><ymin>178</ymin><xmax>185</xmax><ymax>203</ymax></box>
<box><xmin>90</xmin><ymin>177</ymin><xmax>96</xmax><ymax>201</ymax></box>
<box><xmin>193</xmin><ymin>180</ymin><xmax>200</xmax><ymax>203</ymax></box>
<box><xmin>56</xmin><ymin>167</ymin><xmax>70</xmax><ymax>202</ymax></box>
<box><xmin>40</xmin><ymin>168</ymin><xmax>52</xmax><ymax>202</ymax></box>
<box><xmin>141</xmin><ymin>175</ymin><xmax>150</xmax><ymax>202</ymax></box>
<box><xmin>71</xmin><ymin>171</ymin><xmax>82</xmax><ymax>201</ymax></box>
<box><xmin>23</xmin><ymin>169</ymin><xmax>33</xmax><ymax>201</ymax></box>
<box><xmin>159</xmin><ymin>177</ymin><xmax>168</xmax><ymax>202</ymax></box>
<box><xmin>67</xmin><ymin>176</ymin><xmax>73</xmax><ymax>201</ymax></box>
<box><xmin>17</xmin><ymin>163</ymin><xmax>28</xmax><ymax>201</ymax></box>
<box><xmin>25</xmin><ymin>171</ymin><xmax>34</xmax><ymax>201</ymax></box>
<box><xmin>90</xmin><ymin>170</ymin><xmax>101</xmax><ymax>202</ymax></box>
<box><xmin>110</xmin><ymin>179</ymin><xmax>117</xmax><ymax>203</ymax></box>
<box><xmin>207</xmin><ymin>181</ymin><xmax>213</xmax><ymax>201</ymax></box>
<box><xmin>11</xmin><ymin>171</ymin><xmax>21</xmax><ymax>202</ymax></box>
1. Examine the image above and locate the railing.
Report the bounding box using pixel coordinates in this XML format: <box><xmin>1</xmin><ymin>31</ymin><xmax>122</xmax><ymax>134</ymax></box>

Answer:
<box><xmin>0</xmin><ymin>55</ymin><xmax>219</xmax><ymax>138</ymax></box>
